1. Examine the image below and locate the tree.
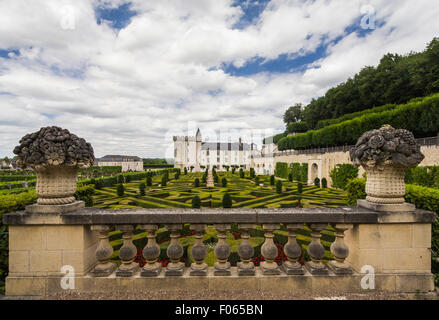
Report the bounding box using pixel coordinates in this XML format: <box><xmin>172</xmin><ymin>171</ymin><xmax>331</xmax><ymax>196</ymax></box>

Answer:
<box><xmin>194</xmin><ymin>178</ymin><xmax>200</xmax><ymax>187</ymax></box>
<box><xmin>117</xmin><ymin>184</ymin><xmax>125</xmax><ymax>197</ymax></box>
<box><xmin>222</xmin><ymin>193</ymin><xmax>232</xmax><ymax>208</ymax></box>
<box><xmin>270</xmin><ymin>175</ymin><xmax>275</xmax><ymax>185</ymax></box>
<box><xmin>239</xmin><ymin>168</ymin><xmax>244</xmax><ymax>178</ymax></box>
<box><xmin>192</xmin><ymin>196</ymin><xmax>201</xmax><ymax>208</ymax></box>
<box><xmin>283</xmin><ymin>103</ymin><xmax>303</xmax><ymax>125</ymax></box>
<box><xmin>222</xmin><ymin>177</ymin><xmax>227</xmax><ymax>187</ymax></box>
<box><xmin>184</xmin><ymin>167</ymin><xmax>188</xmax><ymax>175</ymax></box>
<box><xmin>139</xmin><ymin>183</ymin><xmax>146</xmax><ymax>196</ymax></box>
<box><xmin>146</xmin><ymin>176</ymin><xmax>152</xmax><ymax>186</ymax></box>
<box><xmin>330</xmin><ymin>164</ymin><xmax>359</xmax><ymax>190</ymax></box>
<box><xmin>276</xmin><ymin>180</ymin><xmax>282</xmax><ymax>193</ymax></box>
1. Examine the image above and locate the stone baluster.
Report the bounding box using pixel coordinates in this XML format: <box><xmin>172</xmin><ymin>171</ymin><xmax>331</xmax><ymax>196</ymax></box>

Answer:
<box><xmin>260</xmin><ymin>224</ymin><xmax>281</xmax><ymax>275</ymax></box>
<box><xmin>283</xmin><ymin>224</ymin><xmax>305</xmax><ymax>275</ymax></box>
<box><xmin>91</xmin><ymin>225</ymin><xmax>116</xmax><ymax>277</ymax></box>
<box><xmin>190</xmin><ymin>224</ymin><xmax>208</xmax><ymax>276</ymax></box>
<box><xmin>141</xmin><ymin>224</ymin><xmax>162</xmax><ymax>277</ymax></box>
<box><xmin>214</xmin><ymin>224</ymin><xmax>231</xmax><ymax>276</ymax></box>
<box><xmin>328</xmin><ymin>224</ymin><xmax>353</xmax><ymax>274</ymax></box>
<box><xmin>305</xmin><ymin>224</ymin><xmax>329</xmax><ymax>275</ymax></box>
<box><xmin>116</xmin><ymin>225</ymin><xmax>139</xmax><ymax>276</ymax></box>
<box><xmin>237</xmin><ymin>224</ymin><xmax>255</xmax><ymax>276</ymax></box>
<box><xmin>165</xmin><ymin>224</ymin><xmax>184</xmax><ymax>276</ymax></box>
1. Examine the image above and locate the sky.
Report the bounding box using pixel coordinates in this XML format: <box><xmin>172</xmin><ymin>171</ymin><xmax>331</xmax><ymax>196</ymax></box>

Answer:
<box><xmin>0</xmin><ymin>0</ymin><xmax>438</xmax><ymax>160</ymax></box>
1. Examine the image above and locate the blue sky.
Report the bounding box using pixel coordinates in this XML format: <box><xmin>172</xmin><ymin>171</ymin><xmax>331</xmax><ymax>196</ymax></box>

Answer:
<box><xmin>0</xmin><ymin>0</ymin><xmax>438</xmax><ymax>158</ymax></box>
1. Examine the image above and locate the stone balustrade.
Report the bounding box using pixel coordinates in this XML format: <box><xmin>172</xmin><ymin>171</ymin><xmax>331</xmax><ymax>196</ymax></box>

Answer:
<box><xmin>3</xmin><ymin>207</ymin><xmax>436</xmax><ymax>296</ymax></box>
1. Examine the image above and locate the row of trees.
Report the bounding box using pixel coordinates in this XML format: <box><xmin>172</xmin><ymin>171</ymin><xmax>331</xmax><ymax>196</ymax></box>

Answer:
<box><xmin>283</xmin><ymin>38</ymin><xmax>439</xmax><ymax>130</ymax></box>
<box><xmin>278</xmin><ymin>93</ymin><xmax>439</xmax><ymax>150</ymax></box>
<box><xmin>266</xmin><ymin>38</ymin><xmax>439</xmax><ymax>146</ymax></box>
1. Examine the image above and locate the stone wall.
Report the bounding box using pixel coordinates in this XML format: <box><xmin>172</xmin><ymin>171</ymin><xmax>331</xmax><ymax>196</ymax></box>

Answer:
<box><xmin>252</xmin><ymin>145</ymin><xmax>439</xmax><ymax>186</ymax></box>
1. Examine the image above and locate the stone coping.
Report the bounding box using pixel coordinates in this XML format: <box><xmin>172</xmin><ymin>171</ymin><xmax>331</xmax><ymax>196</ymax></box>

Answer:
<box><xmin>3</xmin><ymin>206</ymin><xmax>436</xmax><ymax>226</ymax></box>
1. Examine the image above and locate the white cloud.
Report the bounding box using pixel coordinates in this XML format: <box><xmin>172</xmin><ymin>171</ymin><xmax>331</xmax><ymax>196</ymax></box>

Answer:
<box><xmin>0</xmin><ymin>0</ymin><xmax>438</xmax><ymax>158</ymax></box>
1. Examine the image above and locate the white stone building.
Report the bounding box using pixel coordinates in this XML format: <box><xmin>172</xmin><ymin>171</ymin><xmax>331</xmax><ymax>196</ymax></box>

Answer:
<box><xmin>96</xmin><ymin>155</ymin><xmax>144</xmax><ymax>172</ymax></box>
<box><xmin>173</xmin><ymin>129</ymin><xmax>258</xmax><ymax>171</ymax></box>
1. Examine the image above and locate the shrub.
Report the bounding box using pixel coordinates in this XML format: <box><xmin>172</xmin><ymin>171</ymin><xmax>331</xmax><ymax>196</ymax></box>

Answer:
<box><xmin>222</xmin><ymin>178</ymin><xmax>227</xmax><ymax>187</ymax></box>
<box><xmin>289</xmin><ymin>163</ymin><xmax>301</xmax><ymax>181</ymax></box>
<box><xmin>222</xmin><ymin>193</ymin><xmax>232</xmax><ymax>208</ymax></box>
<box><xmin>214</xmin><ymin>173</ymin><xmax>219</xmax><ymax>184</ymax></box>
<box><xmin>276</xmin><ymin>180</ymin><xmax>282</xmax><ymax>193</ymax></box>
<box><xmin>202</xmin><ymin>174</ymin><xmax>207</xmax><ymax>184</ymax></box>
<box><xmin>117</xmin><ymin>174</ymin><xmax>124</xmax><ymax>184</ymax></box>
<box><xmin>94</xmin><ymin>179</ymin><xmax>104</xmax><ymax>190</ymax></box>
<box><xmin>194</xmin><ymin>178</ymin><xmax>200</xmax><ymax>187</ymax></box>
<box><xmin>174</xmin><ymin>171</ymin><xmax>180</xmax><ymax>180</ymax></box>
<box><xmin>232</xmin><ymin>168</ymin><xmax>236</xmax><ymax>174</ymax></box>
<box><xmin>255</xmin><ymin>176</ymin><xmax>260</xmax><ymax>185</ymax></box>
<box><xmin>139</xmin><ymin>183</ymin><xmax>146</xmax><ymax>196</ymax></box>
<box><xmin>250</xmin><ymin>168</ymin><xmax>255</xmax><ymax>178</ymax></box>
<box><xmin>297</xmin><ymin>182</ymin><xmax>303</xmax><ymax>194</ymax></box>
<box><xmin>345</xmin><ymin>178</ymin><xmax>366</xmax><ymax>206</ymax></box>
<box><xmin>288</xmin><ymin>173</ymin><xmax>293</xmax><ymax>182</ymax></box>
<box><xmin>239</xmin><ymin>169</ymin><xmax>244</xmax><ymax>178</ymax></box>
<box><xmin>314</xmin><ymin>177</ymin><xmax>320</xmax><ymax>188</ymax></box>
<box><xmin>270</xmin><ymin>175</ymin><xmax>275</xmax><ymax>185</ymax></box>
<box><xmin>192</xmin><ymin>195</ymin><xmax>201</xmax><ymax>208</ymax></box>
<box><xmin>117</xmin><ymin>184</ymin><xmax>125</xmax><ymax>197</ymax></box>
<box><xmin>125</xmin><ymin>175</ymin><xmax>132</xmax><ymax>183</ymax></box>
<box><xmin>299</xmin><ymin>163</ymin><xmax>308</xmax><ymax>182</ymax></box>
<box><xmin>74</xmin><ymin>185</ymin><xmax>95</xmax><ymax>207</ymax></box>
<box><xmin>184</xmin><ymin>167</ymin><xmax>188</xmax><ymax>175</ymax></box>
<box><xmin>275</xmin><ymin>162</ymin><xmax>289</xmax><ymax>179</ymax></box>
<box><xmin>161</xmin><ymin>175</ymin><xmax>167</xmax><ymax>187</ymax></box>
<box><xmin>321</xmin><ymin>178</ymin><xmax>328</xmax><ymax>188</ymax></box>
<box><xmin>330</xmin><ymin>164</ymin><xmax>359</xmax><ymax>190</ymax></box>
<box><xmin>287</xmin><ymin>121</ymin><xmax>308</xmax><ymax>133</ymax></box>
<box><xmin>146</xmin><ymin>176</ymin><xmax>152</xmax><ymax>186</ymax></box>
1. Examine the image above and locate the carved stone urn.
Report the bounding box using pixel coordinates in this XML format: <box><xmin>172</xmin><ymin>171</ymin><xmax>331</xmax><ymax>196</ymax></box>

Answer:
<box><xmin>350</xmin><ymin>125</ymin><xmax>424</xmax><ymax>210</ymax></box>
<box><xmin>13</xmin><ymin>126</ymin><xmax>95</xmax><ymax>208</ymax></box>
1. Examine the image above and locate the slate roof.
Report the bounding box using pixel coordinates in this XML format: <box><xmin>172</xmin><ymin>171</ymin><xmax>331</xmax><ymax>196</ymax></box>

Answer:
<box><xmin>97</xmin><ymin>155</ymin><xmax>142</xmax><ymax>162</ymax></box>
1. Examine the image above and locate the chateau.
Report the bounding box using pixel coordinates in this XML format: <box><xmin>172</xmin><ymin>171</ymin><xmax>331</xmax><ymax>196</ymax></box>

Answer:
<box><xmin>95</xmin><ymin>155</ymin><xmax>144</xmax><ymax>172</ymax></box>
<box><xmin>173</xmin><ymin>129</ymin><xmax>257</xmax><ymax>172</ymax></box>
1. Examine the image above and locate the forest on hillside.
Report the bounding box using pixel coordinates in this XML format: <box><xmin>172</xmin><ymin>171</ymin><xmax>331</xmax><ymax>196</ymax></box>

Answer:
<box><xmin>282</xmin><ymin>37</ymin><xmax>439</xmax><ymax>132</ymax></box>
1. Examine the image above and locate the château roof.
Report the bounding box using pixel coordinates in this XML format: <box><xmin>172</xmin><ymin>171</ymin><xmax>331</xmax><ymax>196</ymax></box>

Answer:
<box><xmin>201</xmin><ymin>142</ymin><xmax>254</xmax><ymax>151</ymax></box>
<box><xmin>97</xmin><ymin>155</ymin><xmax>142</xmax><ymax>162</ymax></box>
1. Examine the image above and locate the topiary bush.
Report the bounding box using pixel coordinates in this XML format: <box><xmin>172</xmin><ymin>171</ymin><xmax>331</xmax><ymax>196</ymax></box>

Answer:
<box><xmin>275</xmin><ymin>162</ymin><xmax>289</xmax><ymax>179</ymax></box>
<box><xmin>321</xmin><ymin>178</ymin><xmax>328</xmax><ymax>188</ymax></box>
<box><xmin>297</xmin><ymin>182</ymin><xmax>303</xmax><ymax>194</ymax></box>
<box><xmin>222</xmin><ymin>177</ymin><xmax>227</xmax><ymax>187</ymax></box>
<box><xmin>139</xmin><ymin>183</ymin><xmax>146</xmax><ymax>196</ymax></box>
<box><xmin>117</xmin><ymin>184</ymin><xmax>125</xmax><ymax>197</ymax></box>
<box><xmin>194</xmin><ymin>178</ymin><xmax>200</xmax><ymax>187</ymax></box>
<box><xmin>288</xmin><ymin>173</ymin><xmax>293</xmax><ymax>182</ymax></box>
<box><xmin>146</xmin><ymin>176</ymin><xmax>152</xmax><ymax>186</ymax></box>
<box><xmin>276</xmin><ymin>180</ymin><xmax>282</xmax><ymax>193</ymax></box>
<box><xmin>239</xmin><ymin>169</ymin><xmax>244</xmax><ymax>178</ymax></box>
<box><xmin>250</xmin><ymin>168</ymin><xmax>255</xmax><ymax>179</ymax></box>
<box><xmin>222</xmin><ymin>193</ymin><xmax>232</xmax><ymax>208</ymax></box>
<box><xmin>74</xmin><ymin>185</ymin><xmax>95</xmax><ymax>207</ymax></box>
<box><xmin>270</xmin><ymin>175</ymin><xmax>275</xmax><ymax>185</ymax></box>
<box><xmin>192</xmin><ymin>195</ymin><xmax>201</xmax><ymax>208</ymax></box>
<box><xmin>345</xmin><ymin>178</ymin><xmax>366</xmax><ymax>206</ymax></box>
<box><xmin>161</xmin><ymin>175</ymin><xmax>167</xmax><ymax>187</ymax></box>
<box><xmin>184</xmin><ymin>167</ymin><xmax>188</xmax><ymax>175</ymax></box>
<box><xmin>314</xmin><ymin>177</ymin><xmax>320</xmax><ymax>188</ymax></box>
<box><xmin>330</xmin><ymin>164</ymin><xmax>359</xmax><ymax>190</ymax></box>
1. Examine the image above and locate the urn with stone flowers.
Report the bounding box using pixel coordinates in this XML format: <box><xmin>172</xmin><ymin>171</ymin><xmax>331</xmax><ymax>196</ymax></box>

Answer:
<box><xmin>13</xmin><ymin>126</ymin><xmax>95</xmax><ymax>206</ymax></box>
<box><xmin>350</xmin><ymin>125</ymin><xmax>424</xmax><ymax>205</ymax></box>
